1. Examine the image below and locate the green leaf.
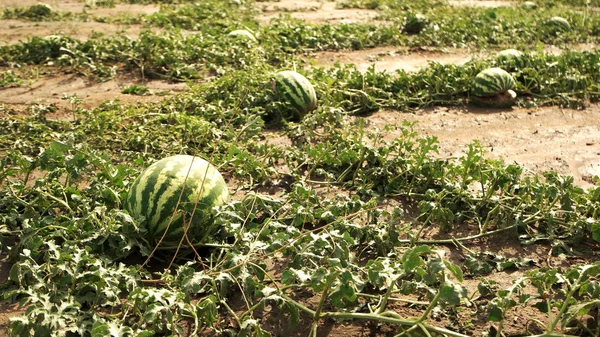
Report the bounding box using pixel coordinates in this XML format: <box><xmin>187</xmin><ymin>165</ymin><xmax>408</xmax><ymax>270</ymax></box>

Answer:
<box><xmin>565</xmin><ymin>299</ymin><xmax>600</xmax><ymax>318</ymax></box>
<box><xmin>91</xmin><ymin>321</ymin><xmax>110</xmax><ymax>337</ymax></box>
<box><xmin>591</xmin><ymin>221</ymin><xmax>600</xmax><ymax>243</ymax></box>
<box><xmin>534</xmin><ymin>300</ymin><xmax>549</xmax><ymax>313</ymax></box>
<box><xmin>439</xmin><ymin>282</ymin><xmax>466</xmax><ymax>306</ymax></box>
<box><xmin>401</xmin><ymin>245</ymin><xmax>430</xmax><ymax>273</ymax></box>
<box><xmin>465</xmin><ymin>255</ymin><xmax>494</xmax><ymax>275</ymax></box>
<box><xmin>329</xmin><ymin>271</ymin><xmax>358</xmax><ymax>308</ymax></box>
<box><xmin>443</xmin><ymin>260</ymin><xmax>464</xmax><ymax>282</ymax></box>
<box><xmin>310</xmin><ymin>267</ymin><xmax>329</xmax><ymax>292</ymax></box>
<box><xmin>488</xmin><ymin>306</ymin><xmax>504</xmax><ymax>322</ymax></box>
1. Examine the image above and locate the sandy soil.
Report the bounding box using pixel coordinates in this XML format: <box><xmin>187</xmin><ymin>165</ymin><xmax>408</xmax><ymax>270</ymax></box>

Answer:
<box><xmin>0</xmin><ymin>70</ymin><xmax>188</xmax><ymax>110</ymax></box>
<box><xmin>0</xmin><ymin>0</ymin><xmax>160</xmax><ymax>16</ymax></box>
<box><xmin>308</xmin><ymin>44</ymin><xmax>598</xmax><ymax>74</ymax></box>
<box><xmin>364</xmin><ymin>106</ymin><xmax>600</xmax><ymax>189</ymax></box>
<box><xmin>255</xmin><ymin>0</ymin><xmax>379</xmax><ymax>24</ymax></box>
<box><xmin>447</xmin><ymin>0</ymin><xmax>516</xmax><ymax>7</ymax></box>
<box><xmin>0</xmin><ymin>19</ymin><xmax>153</xmax><ymax>45</ymax></box>
<box><xmin>0</xmin><ymin>1</ymin><xmax>160</xmax><ymax>44</ymax></box>
<box><xmin>309</xmin><ymin>46</ymin><xmax>480</xmax><ymax>73</ymax></box>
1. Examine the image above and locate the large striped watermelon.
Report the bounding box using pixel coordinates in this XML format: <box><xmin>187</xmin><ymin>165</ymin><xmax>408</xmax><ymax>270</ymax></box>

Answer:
<box><xmin>547</xmin><ymin>16</ymin><xmax>571</xmax><ymax>32</ymax></box>
<box><xmin>272</xmin><ymin>70</ymin><xmax>317</xmax><ymax>118</ymax></box>
<box><xmin>471</xmin><ymin>68</ymin><xmax>517</xmax><ymax>108</ymax></box>
<box><xmin>125</xmin><ymin>155</ymin><xmax>229</xmax><ymax>247</ymax></box>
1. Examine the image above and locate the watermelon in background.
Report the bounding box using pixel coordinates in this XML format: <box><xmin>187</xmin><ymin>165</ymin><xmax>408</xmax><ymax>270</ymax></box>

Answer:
<box><xmin>125</xmin><ymin>155</ymin><xmax>229</xmax><ymax>248</ymax></box>
<box><xmin>547</xmin><ymin>16</ymin><xmax>571</xmax><ymax>33</ymax></box>
<box><xmin>402</xmin><ymin>13</ymin><xmax>429</xmax><ymax>34</ymax></box>
<box><xmin>496</xmin><ymin>49</ymin><xmax>525</xmax><ymax>72</ymax></box>
<box><xmin>471</xmin><ymin>67</ymin><xmax>517</xmax><ymax>108</ymax></box>
<box><xmin>227</xmin><ymin>29</ymin><xmax>257</xmax><ymax>42</ymax></box>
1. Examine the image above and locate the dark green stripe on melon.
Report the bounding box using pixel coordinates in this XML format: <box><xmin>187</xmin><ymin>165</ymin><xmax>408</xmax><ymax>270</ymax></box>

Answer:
<box><xmin>471</xmin><ymin>67</ymin><xmax>516</xmax><ymax>97</ymax></box>
<box><xmin>471</xmin><ymin>68</ymin><xmax>517</xmax><ymax>108</ymax></box>
<box><xmin>273</xmin><ymin>70</ymin><xmax>317</xmax><ymax>116</ymax></box>
<box><xmin>125</xmin><ymin>155</ymin><xmax>229</xmax><ymax>247</ymax></box>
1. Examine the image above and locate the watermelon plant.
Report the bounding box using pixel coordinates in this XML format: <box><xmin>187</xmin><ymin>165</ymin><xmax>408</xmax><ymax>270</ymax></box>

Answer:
<box><xmin>470</xmin><ymin>67</ymin><xmax>517</xmax><ymax>108</ymax></box>
<box><xmin>124</xmin><ymin>155</ymin><xmax>229</xmax><ymax>248</ymax></box>
<box><xmin>272</xmin><ymin>70</ymin><xmax>318</xmax><ymax>121</ymax></box>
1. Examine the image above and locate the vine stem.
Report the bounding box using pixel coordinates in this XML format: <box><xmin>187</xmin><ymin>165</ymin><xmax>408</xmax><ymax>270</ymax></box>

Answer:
<box><xmin>546</xmin><ymin>268</ymin><xmax>587</xmax><ymax>333</ymax></box>
<box><xmin>527</xmin><ymin>334</ymin><xmax>580</xmax><ymax>337</ymax></box>
<box><xmin>398</xmin><ymin>223</ymin><xmax>518</xmax><ymax>245</ymax></box>
<box><xmin>375</xmin><ymin>276</ymin><xmax>396</xmax><ymax>314</ymax></box>
<box><xmin>357</xmin><ymin>292</ymin><xmax>428</xmax><ymax>306</ymax></box>
<box><xmin>321</xmin><ymin>312</ymin><xmax>470</xmax><ymax>337</ymax></box>
<box><xmin>282</xmin><ymin>293</ymin><xmax>468</xmax><ymax>337</ymax></box>
<box><xmin>310</xmin><ymin>270</ymin><xmax>340</xmax><ymax>337</ymax></box>
<box><xmin>280</xmin><ymin>290</ymin><xmax>468</xmax><ymax>337</ymax></box>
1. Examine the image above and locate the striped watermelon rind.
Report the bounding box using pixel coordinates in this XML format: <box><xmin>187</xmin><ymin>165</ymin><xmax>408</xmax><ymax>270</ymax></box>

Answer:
<box><xmin>496</xmin><ymin>49</ymin><xmax>523</xmax><ymax>62</ymax></box>
<box><xmin>125</xmin><ymin>155</ymin><xmax>229</xmax><ymax>247</ymax></box>
<box><xmin>547</xmin><ymin>16</ymin><xmax>571</xmax><ymax>32</ymax></box>
<box><xmin>272</xmin><ymin>70</ymin><xmax>317</xmax><ymax>117</ymax></box>
<box><xmin>471</xmin><ymin>67</ymin><xmax>516</xmax><ymax>97</ymax></box>
<box><xmin>227</xmin><ymin>29</ymin><xmax>257</xmax><ymax>42</ymax></box>
<box><xmin>496</xmin><ymin>49</ymin><xmax>525</xmax><ymax>69</ymax></box>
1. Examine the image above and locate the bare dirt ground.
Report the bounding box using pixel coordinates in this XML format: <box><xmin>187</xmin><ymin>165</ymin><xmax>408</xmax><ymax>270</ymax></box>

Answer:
<box><xmin>365</xmin><ymin>106</ymin><xmax>600</xmax><ymax>190</ymax></box>
<box><xmin>0</xmin><ymin>1</ymin><xmax>159</xmax><ymax>44</ymax></box>
<box><xmin>1</xmin><ymin>1</ymin><xmax>599</xmax><ymax>336</ymax></box>
<box><xmin>255</xmin><ymin>0</ymin><xmax>380</xmax><ymax>24</ymax></box>
<box><xmin>447</xmin><ymin>0</ymin><xmax>515</xmax><ymax>7</ymax></box>
<box><xmin>308</xmin><ymin>43</ymin><xmax>599</xmax><ymax>74</ymax></box>
<box><xmin>0</xmin><ymin>0</ymin><xmax>160</xmax><ymax>15</ymax></box>
<box><xmin>309</xmin><ymin>46</ymin><xmax>479</xmax><ymax>73</ymax></box>
<box><xmin>0</xmin><ymin>69</ymin><xmax>188</xmax><ymax>110</ymax></box>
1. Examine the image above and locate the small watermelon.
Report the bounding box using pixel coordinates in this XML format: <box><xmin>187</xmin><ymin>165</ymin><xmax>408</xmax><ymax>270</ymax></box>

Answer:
<box><xmin>25</xmin><ymin>3</ymin><xmax>53</xmax><ymax>18</ymax></box>
<box><xmin>403</xmin><ymin>13</ymin><xmax>429</xmax><ymax>34</ymax></box>
<box><xmin>125</xmin><ymin>155</ymin><xmax>229</xmax><ymax>247</ymax></box>
<box><xmin>496</xmin><ymin>49</ymin><xmax>524</xmax><ymax>69</ymax></box>
<box><xmin>227</xmin><ymin>29</ymin><xmax>257</xmax><ymax>42</ymax></box>
<box><xmin>272</xmin><ymin>70</ymin><xmax>317</xmax><ymax>118</ymax></box>
<box><xmin>547</xmin><ymin>16</ymin><xmax>571</xmax><ymax>33</ymax></box>
<box><xmin>522</xmin><ymin>1</ymin><xmax>537</xmax><ymax>9</ymax></box>
<box><xmin>471</xmin><ymin>68</ymin><xmax>517</xmax><ymax>108</ymax></box>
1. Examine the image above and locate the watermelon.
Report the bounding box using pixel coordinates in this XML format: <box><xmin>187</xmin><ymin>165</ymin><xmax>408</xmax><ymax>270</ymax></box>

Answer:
<box><xmin>125</xmin><ymin>155</ymin><xmax>229</xmax><ymax>247</ymax></box>
<box><xmin>522</xmin><ymin>1</ymin><xmax>537</xmax><ymax>9</ymax></box>
<box><xmin>227</xmin><ymin>29</ymin><xmax>257</xmax><ymax>42</ymax></box>
<box><xmin>471</xmin><ymin>68</ymin><xmax>517</xmax><ymax>108</ymax></box>
<box><xmin>496</xmin><ymin>49</ymin><xmax>525</xmax><ymax>69</ymax></box>
<box><xmin>26</xmin><ymin>3</ymin><xmax>53</xmax><ymax>18</ymax></box>
<box><xmin>272</xmin><ymin>70</ymin><xmax>317</xmax><ymax>117</ymax></box>
<box><xmin>547</xmin><ymin>16</ymin><xmax>571</xmax><ymax>32</ymax></box>
<box><xmin>403</xmin><ymin>13</ymin><xmax>429</xmax><ymax>34</ymax></box>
